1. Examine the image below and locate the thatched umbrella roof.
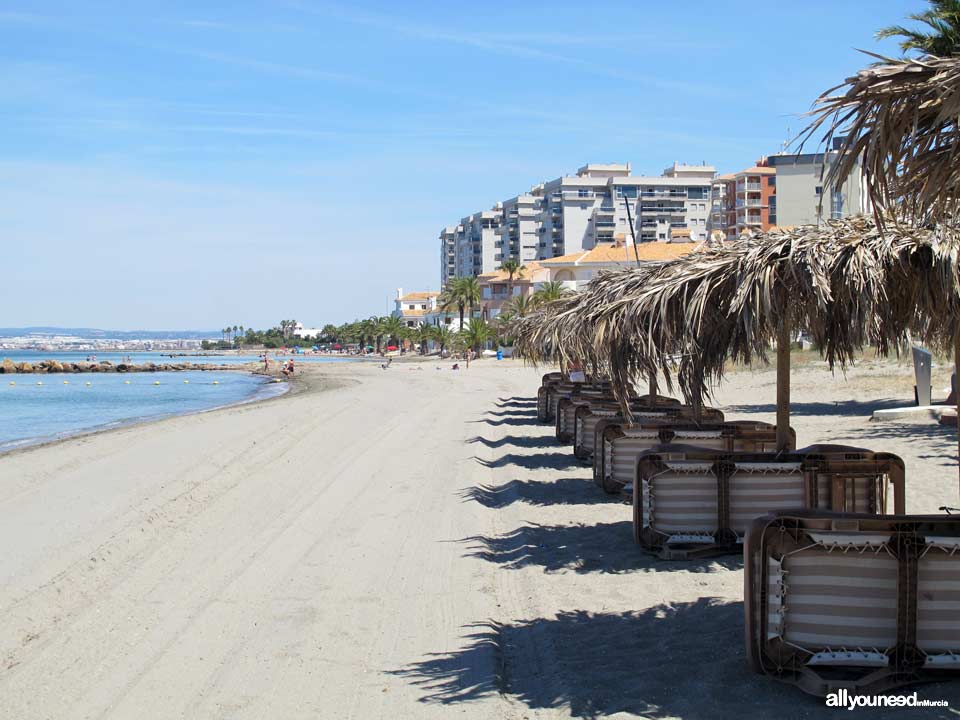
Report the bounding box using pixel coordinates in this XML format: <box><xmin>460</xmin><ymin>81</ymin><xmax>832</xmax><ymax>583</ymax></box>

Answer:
<box><xmin>568</xmin><ymin>218</ymin><xmax>960</xmax><ymax>447</ymax></box>
<box><xmin>803</xmin><ymin>53</ymin><xmax>960</xmax><ymax>222</ymax></box>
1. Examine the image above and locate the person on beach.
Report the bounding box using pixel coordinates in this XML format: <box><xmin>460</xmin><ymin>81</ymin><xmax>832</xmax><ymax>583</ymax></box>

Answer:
<box><xmin>568</xmin><ymin>360</ymin><xmax>586</xmax><ymax>383</ymax></box>
<box><xmin>262</xmin><ymin>353</ymin><xmax>270</xmax><ymax>372</ymax></box>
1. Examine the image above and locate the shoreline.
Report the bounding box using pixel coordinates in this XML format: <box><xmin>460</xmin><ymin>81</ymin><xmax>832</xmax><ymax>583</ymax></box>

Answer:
<box><xmin>0</xmin><ymin>370</ymin><xmax>304</xmax><ymax>459</ymax></box>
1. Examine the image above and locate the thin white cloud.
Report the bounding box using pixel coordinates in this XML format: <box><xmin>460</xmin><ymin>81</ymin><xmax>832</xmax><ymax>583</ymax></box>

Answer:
<box><xmin>286</xmin><ymin>1</ymin><xmax>738</xmax><ymax>99</ymax></box>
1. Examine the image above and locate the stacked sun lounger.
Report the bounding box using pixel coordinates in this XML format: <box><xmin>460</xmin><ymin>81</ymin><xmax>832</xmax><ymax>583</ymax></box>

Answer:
<box><xmin>630</xmin><ymin>444</ymin><xmax>905</xmax><ymax>559</ymax></box>
<box><xmin>745</xmin><ymin>511</ymin><xmax>960</xmax><ymax>696</ymax></box>
<box><xmin>556</xmin><ymin>393</ymin><xmax>681</xmax><ymax>445</ymax></box>
<box><xmin>571</xmin><ymin>397</ymin><xmax>681</xmax><ymax>460</ymax></box>
<box><xmin>591</xmin><ymin>413</ymin><xmax>737</xmax><ymax>493</ymax></box>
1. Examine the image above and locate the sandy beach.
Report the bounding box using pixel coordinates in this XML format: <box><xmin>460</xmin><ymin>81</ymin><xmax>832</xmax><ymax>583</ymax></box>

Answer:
<box><xmin>2</xmin><ymin>355</ymin><xmax>960</xmax><ymax>719</ymax></box>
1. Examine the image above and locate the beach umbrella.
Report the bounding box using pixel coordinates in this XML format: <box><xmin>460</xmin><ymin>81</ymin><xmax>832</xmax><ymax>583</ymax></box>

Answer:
<box><xmin>803</xmin><ymin>52</ymin><xmax>960</xmax><ymax>488</ymax></box>
<box><xmin>578</xmin><ymin>218</ymin><xmax>960</xmax><ymax>452</ymax></box>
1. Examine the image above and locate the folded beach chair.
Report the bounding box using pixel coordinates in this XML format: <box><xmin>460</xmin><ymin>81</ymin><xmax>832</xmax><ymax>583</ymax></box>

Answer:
<box><xmin>591</xmin><ymin>411</ymin><xmax>730</xmax><ymax>492</ymax></box>
<box><xmin>536</xmin><ymin>374</ymin><xmax>566</xmax><ymax>422</ymax></box>
<box><xmin>745</xmin><ymin>510</ymin><xmax>960</xmax><ymax>697</ymax></box>
<box><xmin>555</xmin><ymin>391</ymin><xmax>679</xmax><ymax>443</ymax></box>
<box><xmin>633</xmin><ymin>444</ymin><xmax>905</xmax><ymax>559</ymax></box>
<box><xmin>540</xmin><ymin>380</ymin><xmax>611</xmax><ymax>425</ymax></box>
<box><xmin>571</xmin><ymin>396</ymin><xmax>682</xmax><ymax>458</ymax></box>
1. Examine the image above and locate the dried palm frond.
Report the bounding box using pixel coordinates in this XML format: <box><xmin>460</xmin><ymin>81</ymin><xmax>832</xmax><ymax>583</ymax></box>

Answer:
<box><xmin>802</xmin><ymin>53</ymin><xmax>960</xmax><ymax>222</ymax></box>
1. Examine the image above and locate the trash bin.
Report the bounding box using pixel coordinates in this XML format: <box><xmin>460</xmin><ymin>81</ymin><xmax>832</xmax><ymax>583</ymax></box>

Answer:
<box><xmin>496</xmin><ymin>349</ymin><xmax>503</xmax><ymax>361</ymax></box>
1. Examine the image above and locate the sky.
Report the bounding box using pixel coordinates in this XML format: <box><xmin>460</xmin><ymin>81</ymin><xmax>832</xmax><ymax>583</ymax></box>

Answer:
<box><xmin>0</xmin><ymin>0</ymin><xmax>925</xmax><ymax>330</ymax></box>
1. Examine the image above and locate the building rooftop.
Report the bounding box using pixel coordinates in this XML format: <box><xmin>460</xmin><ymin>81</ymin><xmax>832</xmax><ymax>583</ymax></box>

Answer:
<box><xmin>399</xmin><ymin>291</ymin><xmax>439</xmax><ymax>302</ymax></box>
<box><xmin>736</xmin><ymin>166</ymin><xmax>776</xmax><ymax>176</ymax></box>
<box><xmin>476</xmin><ymin>261</ymin><xmax>544</xmax><ymax>283</ymax></box>
<box><xmin>541</xmin><ymin>241</ymin><xmax>699</xmax><ymax>266</ymax></box>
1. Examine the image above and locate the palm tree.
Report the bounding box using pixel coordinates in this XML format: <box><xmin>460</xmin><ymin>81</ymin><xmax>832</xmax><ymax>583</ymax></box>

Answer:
<box><xmin>506</xmin><ymin>294</ymin><xmax>535</xmax><ymax>318</ymax></box>
<box><xmin>500</xmin><ymin>259</ymin><xmax>526</xmax><ymax>299</ymax></box>
<box><xmin>439</xmin><ymin>279</ymin><xmax>467</xmax><ymax>330</ymax></box>
<box><xmin>877</xmin><ymin>0</ymin><xmax>960</xmax><ymax>56</ymax></box>
<box><xmin>460</xmin><ymin>276</ymin><xmax>481</xmax><ymax>324</ymax></box>
<box><xmin>358</xmin><ymin>318</ymin><xmax>376</xmax><ymax>352</ymax></box>
<box><xmin>414</xmin><ymin>323</ymin><xmax>434</xmax><ymax>354</ymax></box>
<box><xmin>381</xmin><ymin>315</ymin><xmax>406</xmax><ymax>351</ymax></box>
<box><xmin>461</xmin><ymin>318</ymin><xmax>492</xmax><ymax>354</ymax></box>
<box><xmin>432</xmin><ymin>324</ymin><xmax>453</xmax><ymax>356</ymax></box>
<box><xmin>533</xmin><ymin>280</ymin><xmax>573</xmax><ymax>306</ymax></box>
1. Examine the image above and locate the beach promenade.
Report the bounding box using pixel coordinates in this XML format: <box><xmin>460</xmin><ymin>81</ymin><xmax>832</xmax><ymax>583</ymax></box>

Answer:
<box><xmin>2</xmin><ymin>358</ymin><xmax>959</xmax><ymax>718</ymax></box>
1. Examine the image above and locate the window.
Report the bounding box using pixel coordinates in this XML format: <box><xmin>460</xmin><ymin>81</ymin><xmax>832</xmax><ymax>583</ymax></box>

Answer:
<box><xmin>767</xmin><ymin>176</ymin><xmax>776</xmax><ymax>187</ymax></box>
<box><xmin>687</xmin><ymin>187</ymin><xmax>708</xmax><ymax>200</ymax></box>
<box><xmin>830</xmin><ymin>189</ymin><xmax>844</xmax><ymax>219</ymax></box>
<box><xmin>815</xmin><ymin>186</ymin><xmax>822</xmax><ymax>195</ymax></box>
<box><xmin>658</xmin><ymin>232</ymin><xmax>666</xmax><ymax>240</ymax></box>
<box><xmin>408</xmin><ymin>304</ymin><xmax>415</xmax><ymax>310</ymax></box>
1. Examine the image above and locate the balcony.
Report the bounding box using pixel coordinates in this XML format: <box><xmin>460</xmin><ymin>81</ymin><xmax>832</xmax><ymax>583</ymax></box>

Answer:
<box><xmin>641</xmin><ymin>191</ymin><xmax>687</xmax><ymax>199</ymax></box>
<box><xmin>737</xmin><ymin>182</ymin><xmax>762</xmax><ymax>193</ymax></box>
<box><xmin>640</xmin><ymin>205</ymin><xmax>685</xmax><ymax>214</ymax></box>
<box><xmin>596</xmin><ymin>220</ymin><xmax>616</xmax><ymax>228</ymax></box>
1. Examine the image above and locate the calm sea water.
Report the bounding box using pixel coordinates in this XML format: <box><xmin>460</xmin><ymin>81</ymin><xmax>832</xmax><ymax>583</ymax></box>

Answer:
<box><xmin>0</xmin><ymin>370</ymin><xmax>287</xmax><ymax>452</ymax></box>
<box><xmin>0</xmin><ymin>350</ymin><xmax>358</xmax><ymax>366</ymax></box>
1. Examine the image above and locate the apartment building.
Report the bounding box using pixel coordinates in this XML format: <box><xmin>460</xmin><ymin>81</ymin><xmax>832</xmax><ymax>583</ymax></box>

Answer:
<box><xmin>440</xmin><ymin>161</ymin><xmax>715</xmax><ymax>285</ymax></box>
<box><xmin>496</xmin><ymin>193</ymin><xmax>541</xmax><ymax>265</ymax></box>
<box><xmin>439</xmin><ymin>226</ymin><xmax>457</xmax><ymax>286</ymax></box>
<box><xmin>708</xmin><ymin>162</ymin><xmax>778</xmax><ymax>239</ymax></box>
<box><xmin>452</xmin><ymin>209</ymin><xmax>501</xmax><ymax>278</ymax></box>
<box><xmin>767</xmin><ymin>148</ymin><xmax>869</xmax><ymax>226</ymax></box>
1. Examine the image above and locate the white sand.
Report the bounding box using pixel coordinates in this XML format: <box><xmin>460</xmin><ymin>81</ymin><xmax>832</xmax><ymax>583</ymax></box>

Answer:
<box><xmin>1</xmin><ymin>356</ymin><xmax>958</xmax><ymax>719</ymax></box>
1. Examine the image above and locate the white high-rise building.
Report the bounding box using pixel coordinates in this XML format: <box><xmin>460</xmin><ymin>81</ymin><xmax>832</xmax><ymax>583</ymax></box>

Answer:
<box><xmin>440</xmin><ymin>161</ymin><xmax>716</xmax><ymax>283</ymax></box>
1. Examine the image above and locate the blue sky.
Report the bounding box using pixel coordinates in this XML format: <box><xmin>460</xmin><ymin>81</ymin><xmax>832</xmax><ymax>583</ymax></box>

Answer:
<box><xmin>0</xmin><ymin>1</ymin><xmax>923</xmax><ymax>329</ymax></box>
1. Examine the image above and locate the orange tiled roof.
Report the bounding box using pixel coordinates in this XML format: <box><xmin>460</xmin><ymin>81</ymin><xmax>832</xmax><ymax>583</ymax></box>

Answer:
<box><xmin>477</xmin><ymin>261</ymin><xmax>543</xmax><ymax>283</ymax></box>
<box><xmin>399</xmin><ymin>308</ymin><xmax>428</xmax><ymax>317</ymax></box>
<box><xmin>399</xmin><ymin>291</ymin><xmax>439</xmax><ymax>301</ymax></box>
<box><xmin>736</xmin><ymin>166</ymin><xmax>775</xmax><ymax>176</ymax></box>
<box><xmin>541</xmin><ymin>242</ymin><xmax>698</xmax><ymax>265</ymax></box>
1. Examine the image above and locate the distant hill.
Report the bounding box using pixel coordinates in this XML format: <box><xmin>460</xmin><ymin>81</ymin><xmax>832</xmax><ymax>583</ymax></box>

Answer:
<box><xmin>0</xmin><ymin>327</ymin><xmax>223</xmax><ymax>340</ymax></box>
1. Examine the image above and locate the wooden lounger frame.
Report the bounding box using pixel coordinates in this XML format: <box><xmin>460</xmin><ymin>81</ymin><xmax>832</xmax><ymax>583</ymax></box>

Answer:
<box><xmin>633</xmin><ymin>445</ymin><xmax>906</xmax><ymax>559</ymax></box>
<box><xmin>745</xmin><ymin>510</ymin><xmax>960</xmax><ymax>697</ymax></box>
<box><xmin>591</xmin><ymin>412</ymin><xmax>732</xmax><ymax>492</ymax></box>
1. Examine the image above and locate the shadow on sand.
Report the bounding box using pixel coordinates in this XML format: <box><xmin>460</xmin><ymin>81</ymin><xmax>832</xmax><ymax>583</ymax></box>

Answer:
<box><xmin>496</xmin><ymin>396</ymin><xmax>536</xmax><ymax>406</ymax></box>
<box><xmin>467</xmin><ymin>434</ymin><xmax>557</xmax><ymax>450</ymax></box>
<box><xmin>460</xmin><ymin>477</ymin><xmax>612</xmax><ymax>508</ymax></box>
<box><xmin>485</xmin><ymin>408</ymin><xmax>538</xmax><ymax>418</ymax></box>
<box><xmin>462</xmin><ymin>520</ymin><xmax>741</xmax><ymax>575</ymax></box>
<box><xmin>474</xmin><ymin>452</ymin><xmax>578</xmax><ymax>470</ymax></box>
<box><xmin>727</xmin><ymin>398</ymin><xmax>908</xmax><ymax>418</ymax></box>
<box><xmin>471</xmin><ymin>416</ymin><xmax>541</xmax><ymax>427</ymax></box>
<box><xmin>393</xmin><ymin>599</ymin><xmax>960</xmax><ymax>719</ymax></box>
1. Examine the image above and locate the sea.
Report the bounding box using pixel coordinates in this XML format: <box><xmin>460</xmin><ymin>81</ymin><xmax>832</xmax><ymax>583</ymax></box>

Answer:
<box><xmin>0</xmin><ymin>348</ymin><xmax>364</xmax><ymax>452</ymax></box>
<box><xmin>0</xmin><ymin>350</ymin><xmax>358</xmax><ymax>366</ymax></box>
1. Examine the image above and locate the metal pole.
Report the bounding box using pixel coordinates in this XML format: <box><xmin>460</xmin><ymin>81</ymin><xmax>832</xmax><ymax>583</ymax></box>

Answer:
<box><xmin>776</xmin><ymin>321</ymin><xmax>791</xmax><ymax>452</ymax></box>
<box><xmin>955</xmin><ymin>333</ymin><xmax>960</xmax><ymax>500</ymax></box>
<box><xmin>623</xmin><ymin>195</ymin><xmax>641</xmax><ymax>266</ymax></box>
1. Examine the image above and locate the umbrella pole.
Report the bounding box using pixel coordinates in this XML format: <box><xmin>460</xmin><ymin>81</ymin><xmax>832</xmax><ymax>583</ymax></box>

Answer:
<box><xmin>955</xmin><ymin>333</ymin><xmax>960</xmax><ymax>499</ymax></box>
<box><xmin>776</xmin><ymin>321</ymin><xmax>791</xmax><ymax>452</ymax></box>
<box><xmin>649</xmin><ymin>372</ymin><xmax>658</xmax><ymax>405</ymax></box>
